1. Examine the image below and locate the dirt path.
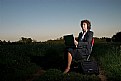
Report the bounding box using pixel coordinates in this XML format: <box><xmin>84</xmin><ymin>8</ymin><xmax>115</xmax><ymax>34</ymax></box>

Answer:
<box><xmin>98</xmin><ymin>67</ymin><xmax>107</xmax><ymax>81</ymax></box>
<box><xmin>91</xmin><ymin>57</ymin><xmax>107</xmax><ymax>81</ymax></box>
<box><xmin>25</xmin><ymin>66</ymin><xmax>107</xmax><ymax>81</ymax></box>
<box><xmin>25</xmin><ymin>68</ymin><xmax>46</xmax><ymax>81</ymax></box>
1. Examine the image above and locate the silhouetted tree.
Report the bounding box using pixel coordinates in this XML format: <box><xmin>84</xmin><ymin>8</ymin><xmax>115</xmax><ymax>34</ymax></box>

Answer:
<box><xmin>112</xmin><ymin>35</ymin><xmax>116</xmax><ymax>42</ymax></box>
<box><xmin>18</xmin><ymin>37</ymin><xmax>32</xmax><ymax>43</ymax></box>
<box><xmin>3</xmin><ymin>40</ymin><xmax>6</xmax><ymax>44</ymax></box>
<box><xmin>0</xmin><ymin>40</ymin><xmax>2</xmax><ymax>42</ymax></box>
<box><xmin>112</xmin><ymin>31</ymin><xmax>121</xmax><ymax>42</ymax></box>
<box><xmin>8</xmin><ymin>40</ymin><xmax>11</xmax><ymax>44</ymax></box>
<box><xmin>27</xmin><ymin>38</ymin><xmax>32</xmax><ymax>43</ymax></box>
<box><xmin>0</xmin><ymin>40</ymin><xmax>2</xmax><ymax>44</ymax></box>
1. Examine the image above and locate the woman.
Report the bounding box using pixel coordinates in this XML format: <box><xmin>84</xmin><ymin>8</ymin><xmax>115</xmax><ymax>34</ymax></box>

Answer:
<box><xmin>64</xmin><ymin>19</ymin><xmax>93</xmax><ymax>73</ymax></box>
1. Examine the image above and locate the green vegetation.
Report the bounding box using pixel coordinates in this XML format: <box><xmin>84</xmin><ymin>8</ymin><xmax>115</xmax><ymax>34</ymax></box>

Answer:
<box><xmin>92</xmin><ymin>42</ymin><xmax>121</xmax><ymax>81</ymax></box>
<box><xmin>0</xmin><ymin>44</ymin><xmax>38</xmax><ymax>81</ymax></box>
<box><xmin>0</xmin><ymin>35</ymin><xmax>121</xmax><ymax>81</ymax></box>
<box><xmin>0</xmin><ymin>40</ymin><xmax>65</xmax><ymax>81</ymax></box>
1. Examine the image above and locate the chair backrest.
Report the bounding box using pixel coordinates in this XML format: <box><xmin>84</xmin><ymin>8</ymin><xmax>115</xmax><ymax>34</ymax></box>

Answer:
<box><xmin>91</xmin><ymin>38</ymin><xmax>94</xmax><ymax>47</ymax></box>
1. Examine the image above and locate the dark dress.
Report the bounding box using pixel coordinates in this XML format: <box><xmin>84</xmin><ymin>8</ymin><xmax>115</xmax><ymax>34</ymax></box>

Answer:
<box><xmin>67</xmin><ymin>31</ymin><xmax>93</xmax><ymax>60</ymax></box>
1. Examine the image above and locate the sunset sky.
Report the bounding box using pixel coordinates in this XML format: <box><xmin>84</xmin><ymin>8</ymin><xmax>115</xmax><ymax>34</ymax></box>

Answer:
<box><xmin>0</xmin><ymin>0</ymin><xmax>121</xmax><ymax>41</ymax></box>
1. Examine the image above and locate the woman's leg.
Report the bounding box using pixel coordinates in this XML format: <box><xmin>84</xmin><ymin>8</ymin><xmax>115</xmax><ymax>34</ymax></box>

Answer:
<box><xmin>63</xmin><ymin>52</ymin><xmax>72</xmax><ymax>73</ymax></box>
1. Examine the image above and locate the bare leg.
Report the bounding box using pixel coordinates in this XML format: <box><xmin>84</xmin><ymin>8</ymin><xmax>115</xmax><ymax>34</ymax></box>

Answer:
<box><xmin>63</xmin><ymin>52</ymin><xmax>72</xmax><ymax>73</ymax></box>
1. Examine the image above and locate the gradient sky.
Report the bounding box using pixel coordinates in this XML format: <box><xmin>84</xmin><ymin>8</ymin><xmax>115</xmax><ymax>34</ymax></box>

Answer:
<box><xmin>0</xmin><ymin>0</ymin><xmax>121</xmax><ymax>41</ymax></box>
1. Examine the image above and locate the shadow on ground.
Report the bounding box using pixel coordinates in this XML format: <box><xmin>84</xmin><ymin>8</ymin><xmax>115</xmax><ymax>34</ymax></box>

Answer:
<box><xmin>30</xmin><ymin>55</ymin><xmax>64</xmax><ymax>70</ymax></box>
<box><xmin>30</xmin><ymin>47</ymin><xmax>67</xmax><ymax>71</ymax></box>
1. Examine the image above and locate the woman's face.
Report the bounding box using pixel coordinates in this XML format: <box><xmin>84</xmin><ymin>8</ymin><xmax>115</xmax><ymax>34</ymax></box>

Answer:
<box><xmin>81</xmin><ymin>22</ymin><xmax>88</xmax><ymax>32</ymax></box>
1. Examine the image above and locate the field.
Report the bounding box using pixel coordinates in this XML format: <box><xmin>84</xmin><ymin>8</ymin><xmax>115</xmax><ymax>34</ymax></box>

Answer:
<box><xmin>92</xmin><ymin>42</ymin><xmax>121</xmax><ymax>81</ymax></box>
<box><xmin>0</xmin><ymin>40</ymin><xmax>121</xmax><ymax>81</ymax></box>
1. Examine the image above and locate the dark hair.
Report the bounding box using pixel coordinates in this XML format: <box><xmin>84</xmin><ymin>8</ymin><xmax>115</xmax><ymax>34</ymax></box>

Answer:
<box><xmin>81</xmin><ymin>20</ymin><xmax>91</xmax><ymax>30</ymax></box>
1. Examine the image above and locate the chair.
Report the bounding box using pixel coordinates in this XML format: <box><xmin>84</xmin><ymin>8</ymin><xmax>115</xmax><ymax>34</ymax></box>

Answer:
<box><xmin>74</xmin><ymin>38</ymin><xmax>94</xmax><ymax>61</ymax></box>
<box><xmin>70</xmin><ymin>38</ymin><xmax>95</xmax><ymax>71</ymax></box>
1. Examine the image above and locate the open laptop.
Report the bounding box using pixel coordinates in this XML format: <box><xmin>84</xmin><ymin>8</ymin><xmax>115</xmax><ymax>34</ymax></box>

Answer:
<box><xmin>64</xmin><ymin>34</ymin><xmax>76</xmax><ymax>48</ymax></box>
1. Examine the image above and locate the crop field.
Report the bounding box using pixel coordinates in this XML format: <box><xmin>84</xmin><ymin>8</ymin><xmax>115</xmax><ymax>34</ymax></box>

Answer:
<box><xmin>0</xmin><ymin>40</ymin><xmax>121</xmax><ymax>81</ymax></box>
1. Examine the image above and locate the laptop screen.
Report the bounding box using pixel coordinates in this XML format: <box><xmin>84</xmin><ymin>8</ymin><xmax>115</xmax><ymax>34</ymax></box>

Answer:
<box><xmin>64</xmin><ymin>34</ymin><xmax>76</xmax><ymax>48</ymax></box>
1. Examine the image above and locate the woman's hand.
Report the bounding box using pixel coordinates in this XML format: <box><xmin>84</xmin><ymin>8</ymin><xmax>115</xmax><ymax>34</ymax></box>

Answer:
<box><xmin>74</xmin><ymin>39</ymin><xmax>78</xmax><ymax>47</ymax></box>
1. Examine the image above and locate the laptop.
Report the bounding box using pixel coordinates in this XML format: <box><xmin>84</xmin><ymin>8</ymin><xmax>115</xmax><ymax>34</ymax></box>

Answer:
<box><xmin>64</xmin><ymin>34</ymin><xmax>76</xmax><ymax>48</ymax></box>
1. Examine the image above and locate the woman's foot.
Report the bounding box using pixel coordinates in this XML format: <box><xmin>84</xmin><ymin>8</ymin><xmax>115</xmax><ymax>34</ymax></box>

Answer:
<box><xmin>63</xmin><ymin>67</ymin><xmax>70</xmax><ymax>74</ymax></box>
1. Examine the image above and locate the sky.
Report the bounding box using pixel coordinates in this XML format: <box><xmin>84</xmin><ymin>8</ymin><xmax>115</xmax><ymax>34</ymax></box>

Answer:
<box><xmin>0</xmin><ymin>0</ymin><xmax>121</xmax><ymax>42</ymax></box>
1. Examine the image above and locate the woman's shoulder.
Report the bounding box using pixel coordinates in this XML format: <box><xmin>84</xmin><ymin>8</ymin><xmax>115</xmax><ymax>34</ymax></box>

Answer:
<box><xmin>79</xmin><ymin>32</ymin><xmax>82</xmax><ymax>35</ymax></box>
<box><xmin>87</xmin><ymin>30</ymin><xmax>93</xmax><ymax>34</ymax></box>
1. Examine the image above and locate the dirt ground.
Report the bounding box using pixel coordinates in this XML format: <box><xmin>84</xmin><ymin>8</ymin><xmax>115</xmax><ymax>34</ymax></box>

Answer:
<box><xmin>98</xmin><ymin>67</ymin><xmax>107</xmax><ymax>81</ymax></box>
<box><xmin>26</xmin><ymin>68</ymin><xmax>107</xmax><ymax>81</ymax></box>
<box><xmin>25</xmin><ymin>68</ymin><xmax>46</xmax><ymax>81</ymax></box>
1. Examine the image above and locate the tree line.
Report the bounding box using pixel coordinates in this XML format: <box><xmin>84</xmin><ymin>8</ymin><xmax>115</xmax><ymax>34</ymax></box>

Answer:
<box><xmin>0</xmin><ymin>31</ymin><xmax>121</xmax><ymax>44</ymax></box>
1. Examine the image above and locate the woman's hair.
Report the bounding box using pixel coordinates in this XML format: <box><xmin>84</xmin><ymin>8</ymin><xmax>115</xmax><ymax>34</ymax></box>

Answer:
<box><xmin>81</xmin><ymin>20</ymin><xmax>91</xmax><ymax>30</ymax></box>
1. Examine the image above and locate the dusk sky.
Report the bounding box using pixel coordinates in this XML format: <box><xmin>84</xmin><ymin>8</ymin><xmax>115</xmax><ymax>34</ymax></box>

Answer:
<box><xmin>0</xmin><ymin>0</ymin><xmax>121</xmax><ymax>41</ymax></box>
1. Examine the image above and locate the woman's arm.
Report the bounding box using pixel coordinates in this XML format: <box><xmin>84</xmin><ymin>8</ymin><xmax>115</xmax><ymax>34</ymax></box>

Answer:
<box><xmin>87</xmin><ymin>31</ymin><xmax>93</xmax><ymax>43</ymax></box>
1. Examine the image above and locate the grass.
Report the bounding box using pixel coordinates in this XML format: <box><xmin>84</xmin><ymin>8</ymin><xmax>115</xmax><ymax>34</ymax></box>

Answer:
<box><xmin>0</xmin><ymin>41</ymin><xmax>121</xmax><ymax>81</ymax></box>
<box><xmin>92</xmin><ymin>42</ymin><xmax>121</xmax><ymax>81</ymax></box>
